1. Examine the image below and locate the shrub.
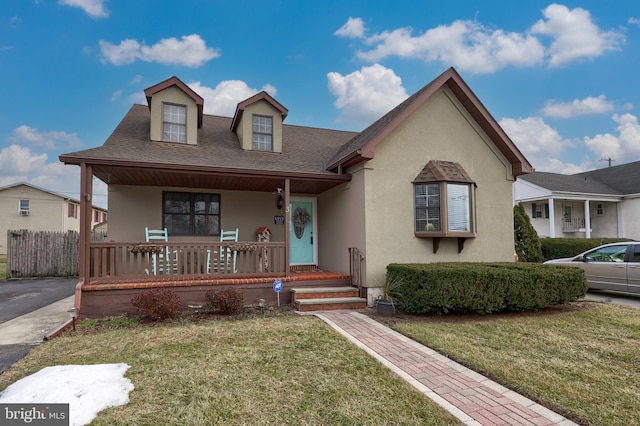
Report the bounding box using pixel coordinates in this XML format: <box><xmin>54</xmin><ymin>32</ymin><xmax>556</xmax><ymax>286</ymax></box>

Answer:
<box><xmin>205</xmin><ymin>288</ymin><xmax>244</xmax><ymax>315</ymax></box>
<box><xmin>514</xmin><ymin>203</ymin><xmax>543</xmax><ymax>262</ymax></box>
<box><xmin>131</xmin><ymin>288</ymin><xmax>181</xmax><ymax>321</ymax></box>
<box><xmin>386</xmin><ymin>262</ymin><xmax>587</xmax><ymax>315</ymax></box>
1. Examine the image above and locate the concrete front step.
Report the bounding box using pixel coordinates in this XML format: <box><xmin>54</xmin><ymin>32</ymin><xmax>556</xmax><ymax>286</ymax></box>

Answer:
<box><xmin>295</xmin><ymin>297</ymin><xmax>367</xmax><ymax>312</ymax></box>
<box><xmin>291</xmin><ymin>286</ymin><xmax>366</xmax><ymax>311</ymax></box>
<box><xmin>291</xmin><ymin>286</ymin><xmax>359</xmax><ymax>301</ymax></box>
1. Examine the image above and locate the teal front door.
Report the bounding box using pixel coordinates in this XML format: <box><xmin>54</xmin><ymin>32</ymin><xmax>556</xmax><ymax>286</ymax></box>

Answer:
<box><xmin>290</xmin><ymin>198</ymin><xmax>316</xmax><ymax>265</ymax></box>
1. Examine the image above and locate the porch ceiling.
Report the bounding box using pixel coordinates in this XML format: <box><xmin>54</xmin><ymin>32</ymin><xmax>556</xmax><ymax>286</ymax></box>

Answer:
<box><xmin>91</xmin><ymin>163</ymin><xmax>351</xmax><ymax>194</ymax></box>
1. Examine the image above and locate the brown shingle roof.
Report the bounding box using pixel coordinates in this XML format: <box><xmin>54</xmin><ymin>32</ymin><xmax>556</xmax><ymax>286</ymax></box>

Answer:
<box><xmin>413</xmin><ymin>161</ymin><xmax>475</xmax><ymax>184</ymax></box>
<box><xmin>61</xmin><ymin>104</ymin><xmax>357</xmax><ymax>177</ymax></box>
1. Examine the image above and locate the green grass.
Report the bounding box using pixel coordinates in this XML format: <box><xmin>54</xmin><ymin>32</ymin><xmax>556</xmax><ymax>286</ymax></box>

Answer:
<box><xmin>4</xmin><ymin>302</ymin><xmax>638</xmax><ymax>425</ymax></box>
<box><xmin>0</xmin><ymin>315</ymin><xmax>460</xmax><ymax>426</ymax></box>
<box><xmin>392</xmin><ymin>303</ymin><xmax>640</xmax><ymax>426</ymax></box>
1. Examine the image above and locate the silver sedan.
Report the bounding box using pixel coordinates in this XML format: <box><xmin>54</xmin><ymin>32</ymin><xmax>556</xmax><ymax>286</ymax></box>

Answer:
<box><xmin>544</xmin><ymin>242</ymin><xmax>640</xmax><ymax>294</ymax></box>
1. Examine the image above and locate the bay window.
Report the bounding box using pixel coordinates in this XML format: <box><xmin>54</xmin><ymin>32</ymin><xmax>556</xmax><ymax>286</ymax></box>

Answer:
<box><xmin>413</xmin><ymin>160</ymin><xmax>476</xmax><ymax>241</ymax></box>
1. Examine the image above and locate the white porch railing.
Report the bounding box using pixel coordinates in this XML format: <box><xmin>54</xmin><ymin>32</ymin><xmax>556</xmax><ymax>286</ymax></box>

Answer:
<box><xmin>562</xmin><ymin>217</ymin><xmax>586</xmax><ymax>231</ymax></box>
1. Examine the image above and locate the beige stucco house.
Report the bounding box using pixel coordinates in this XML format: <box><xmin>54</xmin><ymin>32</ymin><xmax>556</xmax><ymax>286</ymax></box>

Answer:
<box><xmin>0</xmin><ymin>182</ymin><xmax>107</xmax><ymax>256</ymax></box>
<box><xmin>60</xmin><ymin>67</ymin><xmax>531</xmax><ymax>317</ymax></box>
<box><xmin>514</xmin><ymin>165</ymin><xmax>640</xmax><ymax>239</ymax></box>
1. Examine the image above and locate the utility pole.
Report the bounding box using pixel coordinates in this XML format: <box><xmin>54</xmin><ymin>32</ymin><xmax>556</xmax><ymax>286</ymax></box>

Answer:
<box><xmin>599</xmin><ymin>157</ymin><xmax>615</xmax><ymax>167</ymax></box>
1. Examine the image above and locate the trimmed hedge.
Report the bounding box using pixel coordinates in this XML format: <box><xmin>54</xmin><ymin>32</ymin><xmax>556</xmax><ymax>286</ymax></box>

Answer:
<box><xmin>540</xmin><ymin>237</ymin><xmax>634</xmax><ymax>261</ymax></box>
<box><xmin>386</xmin><ymin>262</ymin><xmax>588</xmax><ymax>315</ymax></box>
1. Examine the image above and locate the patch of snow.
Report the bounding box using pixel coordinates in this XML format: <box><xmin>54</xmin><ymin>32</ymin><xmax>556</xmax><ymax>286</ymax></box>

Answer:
<box><xmin>0</xmin><ymin>363</ymin><xmax>134</xmax><ymax>426</ymax></box>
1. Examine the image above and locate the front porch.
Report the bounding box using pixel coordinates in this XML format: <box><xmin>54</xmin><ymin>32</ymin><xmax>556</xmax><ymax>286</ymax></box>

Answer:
<box><xmin>79</xmin><ymin>240</ymin><xmax>362</xmax><ymax>318</ymax></box>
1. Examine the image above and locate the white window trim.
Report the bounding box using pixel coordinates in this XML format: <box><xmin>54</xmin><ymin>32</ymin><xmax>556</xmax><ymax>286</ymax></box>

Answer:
<box><xmin>252</xmin><ymin>115</ymin><xmax>273</xmax><ymax>151</ymax></box>
<box><xmin>162</xmin><ymin>103</ymin><xmax>187</xmax><ymax>143</ymax></box>
<box><xmin>414</xmin><ymin>182</ymin><xmax>476</xmax><ymax>237</ymax></box>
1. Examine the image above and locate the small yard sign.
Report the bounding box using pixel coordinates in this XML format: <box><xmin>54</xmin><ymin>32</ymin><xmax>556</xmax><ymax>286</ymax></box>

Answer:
<box><xmin>273</xmin><ymin>279</ymin><xmax>283</xmax><ymax>307</ymax></box>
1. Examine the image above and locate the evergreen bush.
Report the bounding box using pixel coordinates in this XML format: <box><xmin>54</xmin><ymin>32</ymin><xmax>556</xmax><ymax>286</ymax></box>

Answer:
<box><xmin>514</xmin><ymin>203</ymin><xmax>543</xmax><ymax>262</ymax></box>
<box><xmin>386</xmin><ymin>262</ymin><xmax>587</xmax><ymax>314</ymax></box>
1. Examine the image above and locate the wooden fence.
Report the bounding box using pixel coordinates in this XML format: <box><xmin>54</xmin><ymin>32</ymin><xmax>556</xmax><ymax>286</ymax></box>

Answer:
<box><xmin>6</xmin><ymin>230</ymin><xmax>106</xmax><ymax>279</ymax></box>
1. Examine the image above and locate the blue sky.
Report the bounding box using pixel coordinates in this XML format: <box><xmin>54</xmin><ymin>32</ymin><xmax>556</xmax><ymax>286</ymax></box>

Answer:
<box><xmin>1</xmin><ymin>1</ymin><xmax>639</xmax><ymax>209</ymax></box>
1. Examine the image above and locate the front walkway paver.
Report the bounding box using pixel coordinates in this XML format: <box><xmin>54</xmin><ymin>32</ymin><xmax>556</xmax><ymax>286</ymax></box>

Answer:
<box><xmin>315</xmin><ymin>310</ymin><xmax>578</xmax><ymax>426</ymax></box>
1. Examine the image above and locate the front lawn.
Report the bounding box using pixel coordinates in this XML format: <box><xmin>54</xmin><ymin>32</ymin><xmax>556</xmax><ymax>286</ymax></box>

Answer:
<box><xmin>390</xmin><ymin>303</ymin><xmax>640</xmax><ymax>426</ymax></box>
<box><xmin>3</xmin><ymin>302</ymin><xmax>637</xmax><ymax>425</ymax></box>
<box><xmin>0</xmin><ymin>315</ymin><xmax>459</xmax><ymax>426</ymax></box>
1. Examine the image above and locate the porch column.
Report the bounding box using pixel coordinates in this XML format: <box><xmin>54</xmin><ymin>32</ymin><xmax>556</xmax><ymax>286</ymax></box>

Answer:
<box><xmin>617</xmin><ymin>202</ymin><xmax>624</xmax><ymax>238</ymax></box>
<box><xmin>584</xmin><ymin>200</ymin><xmax>591</xmax><ymax>238</ymax></box>
<box><xmin>78</xmin><ymin>163</ymin><xmax>93</xmax><ymax>298</ymax></box>
<box><xmin>548</xmin><ymin>198</ymin><xmax>556</xmax><ymax>238</ymax></box>
<box><xmin>284</xmin><ymin>178</ymin><xmax>290</xmax><ymax>276</ymax></box>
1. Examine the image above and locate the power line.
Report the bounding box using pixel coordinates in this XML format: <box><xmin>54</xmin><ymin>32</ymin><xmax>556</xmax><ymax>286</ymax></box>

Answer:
<box><xmin>599</xmin><ymin>157</ymin><xmax>615</xmax><ymax>167</ymax></box>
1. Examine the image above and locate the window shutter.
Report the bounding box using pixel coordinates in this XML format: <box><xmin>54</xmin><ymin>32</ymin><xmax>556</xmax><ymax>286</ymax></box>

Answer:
<box><xmin>545</xmin><ymin>203</ymin><xmax>550</xmax><ymax>219</ymax></box>
<box><xmin>68</xmin><ymin>203</ymin><xmax>72</xmax><ymax>218</ymax></box>
<box><xmin>531</xmin><ymin>203</ymin><xmax>536</xmax><ymax>218</ymax></box>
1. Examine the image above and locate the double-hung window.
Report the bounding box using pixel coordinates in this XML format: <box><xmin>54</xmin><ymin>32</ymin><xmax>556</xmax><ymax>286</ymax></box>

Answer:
<box><xmin>252</xmin><ymin>115</ymin><xmax>273</xmax><ymax>150</ymax></box>
<box><xmin>68</xmin><ymin>203</ymin><xmax>78</xmax><ymax>218</ymax></box>
<box><xmin>163</xmin><ymin>192</ymin><xmax>220</xmax><ymax>236</ymax></box>
<box><xmin>163</xmin><ymin>103</ymin><xmax>186</xmax><ymax>142</ymax></box>
<box><xmin>413</xmin><ymin>160</ymin><xmax>476</xmax><ymax>237</ymax></box>
<box><xmin>19</xmin><ymin>199</ymin><xmax>30</xmax><ymax>215</ymax></box>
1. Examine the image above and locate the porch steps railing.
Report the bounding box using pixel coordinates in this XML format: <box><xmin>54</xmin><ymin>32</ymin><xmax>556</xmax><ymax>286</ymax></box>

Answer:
<box><xmin>291</xmin><ymin>286</ymin><xmax>367</xmax><ymax>311</ymax></box>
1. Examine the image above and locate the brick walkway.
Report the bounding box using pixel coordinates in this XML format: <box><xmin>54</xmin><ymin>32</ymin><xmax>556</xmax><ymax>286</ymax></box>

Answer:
<box><xmin>315</xmin><ymin>310</ymin><xmax>578</xmax><ymax>426</ymax></box>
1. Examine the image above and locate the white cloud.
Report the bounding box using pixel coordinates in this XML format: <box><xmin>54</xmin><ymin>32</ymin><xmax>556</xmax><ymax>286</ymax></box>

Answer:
<box><xmin>541</xmin><ymin>95</ymin><xmax>615</xmax><ymax>118</ymax></box>
<box><xmin>9</xmin><ymin>125</ymin><xmax>81</xmax><ymax>150</ymax></box>
<box><xmin>327</xmin><ymin>64</ymin><xmax>408</xmax><ymax>125</ymax></box>
<box><xmin>542</xmin><ymin>158</ymin><xmax>589</xmax><ymax>174</ymax></box>
<box><xmin>111</xmin><ymin>89</ymin><xmax>122</xmax><ymax>101</ymax></box>
<box><xmin>501</xmin><ymin>116</ymin><xmax>573</xmax><ymax>156</ymax></box>
<box><xmin>335</xmin><ymin>17</ymin><xmax>366</xmax><ymax>38</ymax></box>
<box><xmin>188</xmin><ymin>80</ymin><xmax>277</xmax><ymax>117</ymax></box>
<box><xmin>584</xmin><ymin>113</ymin><xmax>640</xmax><ymax>161</ymax></box>
<box><xmin>59</xmin><ymin>0</ymin><xmax>109</xmax><ymax>18</ymax></box>
<box><xmin>353</xmin><ymin>20</ymin><xmax>544</xmax><ymax>74</ymax></box>
<box><xmin>630</xmin><ymin>17</ymin><xmax>640</xmax><ymax>27</ymax></box>
<box><xmin>99</xmin><ymin>34</ymin><xmax>220</xmax><ymax>67</ymax></box>
<box><xmin>499</xmin><ymin>116</ymin><xmax>586</xmax><ymax>173</ymax></box>
<box><xmin>338</xmin><ymin>6</ymin><xmax>623</xmax><ymax>73</ymax></box>
<box><xmin>531</xmin><ymin>4</ymin><xmax>624</xmax><ymax>67</ymax></box>
<box><xmin>0</xmin><ymin>144</ymin><xmax>50</xmax><ymax>175</ymax></box>
<box><xmin>0</xmin><ymin>144</ymin><xmax>108</xmax><ymax>208</ymax></box>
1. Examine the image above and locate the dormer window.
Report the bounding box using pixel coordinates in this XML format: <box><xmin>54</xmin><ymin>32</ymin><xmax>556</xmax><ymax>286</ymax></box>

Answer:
<box><xmin>252</xmin><ymin>115</ymin><xmax>273</xmax><ymax>150</ymax></box>
<box><xmin>163</xmin><ymin>103</ymin><xmax>186</xmax><ymax>143</ymax></box>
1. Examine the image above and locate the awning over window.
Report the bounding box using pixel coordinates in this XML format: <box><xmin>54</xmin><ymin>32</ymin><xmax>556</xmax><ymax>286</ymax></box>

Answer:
<box><xmin>412</xmin><ymin>160</ymin><xmax>475</xmax><ymax>184</ymax></box>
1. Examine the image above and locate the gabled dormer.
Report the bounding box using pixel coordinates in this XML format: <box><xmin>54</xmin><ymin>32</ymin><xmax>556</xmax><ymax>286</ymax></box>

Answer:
<box><xmin>144</xmin><ymin>76</ymin><xmax>204</xmax><ymax>145</ymax></box>
<box><xmin>230</xmin><ymin>92</ymin><xmax>288</xmax><ymax>153</ymax></box>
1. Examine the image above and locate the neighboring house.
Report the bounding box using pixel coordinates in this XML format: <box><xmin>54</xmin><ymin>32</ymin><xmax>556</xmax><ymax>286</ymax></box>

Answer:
<box><xmin>0</xmin><ymin>182</ymin><xmax>108</xmax><ymax>255</ymax></box>
<box><xmin>513</xmin><ymin>163</ymin><xmax>640</xmax><ymax>239</ymax></box>
<box><xmin>59</xmin><ymin>67</ymin><xmax>531</xmax><ymax>317</ymax></box>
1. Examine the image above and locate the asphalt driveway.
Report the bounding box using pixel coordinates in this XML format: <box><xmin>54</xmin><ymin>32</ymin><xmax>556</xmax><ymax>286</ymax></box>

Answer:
<box><xmin>0</xmin><ymin>278</ymin><xmax>77</xmax><ymax>374</ymax></box>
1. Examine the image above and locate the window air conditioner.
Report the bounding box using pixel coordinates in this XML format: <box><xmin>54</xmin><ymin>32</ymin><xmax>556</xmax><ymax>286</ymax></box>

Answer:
<box><xmin>19</xmin><ymin>210</ymin><xmax>30</xmax><ymax>216</ymax></box>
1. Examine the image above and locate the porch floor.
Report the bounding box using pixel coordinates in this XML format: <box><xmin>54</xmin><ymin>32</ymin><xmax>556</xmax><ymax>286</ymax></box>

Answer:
<box><xmin>83</xmin><ymin>269</ymin><xmax>351</xmax><ymax>291</ymax></box>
